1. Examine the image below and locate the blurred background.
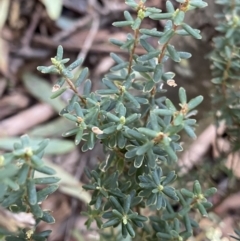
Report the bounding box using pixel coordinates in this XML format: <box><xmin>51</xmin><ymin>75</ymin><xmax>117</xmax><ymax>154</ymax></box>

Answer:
<box><xmin>0</xmin><ymin>0</ymin><xmax>239</xmax><ymax>240</ymax></box>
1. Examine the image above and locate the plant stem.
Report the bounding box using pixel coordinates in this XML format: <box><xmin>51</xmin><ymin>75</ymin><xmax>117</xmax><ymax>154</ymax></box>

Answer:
<box><xmin>158</xmin><ymin>25</ymin><xmax>178</xmax><ymax>64</ymax></box>
<box><xmin>65</xmin><ymin>78</ymin><xmax>86</xmax><ymax>105</ymax></box>
<box><xmin>128</xmin><ymin>29</ymin><xmax>140</xmax><ymax>75</ymax></box>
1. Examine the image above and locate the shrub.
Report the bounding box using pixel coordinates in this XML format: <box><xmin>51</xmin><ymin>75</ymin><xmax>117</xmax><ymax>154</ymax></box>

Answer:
<box><xmin>0</xmin><ymin>136</ymin><xmax>59</xmax><ymax>240</ymax></box>
<box><xmin>210</xmin><ymin>0</ymin><xmax>240</xmax><ymax>159</ymax></box>
<box><xmin>0</xmin><ymin>0</ymin><xmax>218</xmax><ymax>240</ymax></box>
<box><xmin>209</xmin><ymin>0</ymin><xmax>240</xmax><ymax>236</ymax></box>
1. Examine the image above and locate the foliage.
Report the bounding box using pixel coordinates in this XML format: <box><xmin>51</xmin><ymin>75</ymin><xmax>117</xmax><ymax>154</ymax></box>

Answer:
<box><xmin>0</xmin><ymin>0</ymin><xmax>220</xmax><ymax>240</ymax></box>
<box><xmin>0</xmin><ymin>135</ymin><xmax>59</xmax><ymax>240</ymax></box>
<box><xmin>209</xmin><ymin>0</ymin><xmax>240</xmax><ymax>156</ymax></box>
<box><xmin>208</xmin><ymin>0</ymin><xmax>240</xmax><ymax>237</ymax></box>
<box><xmin>37</xmin><ymin>0</ymin><xmax>217</xmax><ymax>239</ymax></box>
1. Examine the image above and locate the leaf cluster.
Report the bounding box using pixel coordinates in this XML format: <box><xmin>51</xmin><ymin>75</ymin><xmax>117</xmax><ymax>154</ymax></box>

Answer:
<box><xmin>0</xmin><ymin>135</ymin><xmax>59</xmax><ymax>241</ymax></box>
<box><xmin>209</xmin><ymin>0</ymin><xmax>240</xmax><ymax>153</ymax></box>
<box><xmin>36</xmin><ymin>0</ymin><xmax>217</xmax><ymax>239</ymax></box>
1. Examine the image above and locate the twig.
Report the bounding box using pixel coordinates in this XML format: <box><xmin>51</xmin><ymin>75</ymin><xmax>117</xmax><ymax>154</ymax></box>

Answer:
<box><xmin>0</xmin><ymin>103</ymin><xmax>55</xmax><ymax>137</ymax></box>
<box><xmin>21</xmin><ymin>4</ymin><xmax>42</xmax><ymax>47</ymax></box>
<box><xmin>32</xmin><ymin>35</ymin><xmax>146</xmax><ymax>55</ymax></box>
<box><xmin>53</xmin><ymin>15</ymin><xmax>93</xmax><ymax>42</ymax></box>
<box><xmin>65</xmin><ymin>78</ymin><xmax>86</xmax><ymax>104</ymax></box>
<box><xmin>128</xmin><ymin>29</ymin><xmax>140</xmax><ymax>75</ymax></box>
<box><xmin>76</xmin><ymin>14</ymin><xmax>100</xmax><ymax>62</ymax></box>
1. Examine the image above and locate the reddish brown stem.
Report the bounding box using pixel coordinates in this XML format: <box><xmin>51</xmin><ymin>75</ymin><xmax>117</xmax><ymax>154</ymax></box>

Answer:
<box><xmin>128</xmin><ymin>29</ymin><xmax>140</xmax><ymax>75</ymax></box>
<box><xmin>65</xmin><ymin>78</ymin><xmax>86</xmax><ymax>105</ymax></box>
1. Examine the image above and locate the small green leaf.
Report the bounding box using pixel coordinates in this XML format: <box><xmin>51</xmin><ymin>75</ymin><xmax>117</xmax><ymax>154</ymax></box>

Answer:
<box><xmin>164</xmin><ymin>144</ymin><xmax>177</xmax><ymax>161</ymax></box>
<box><xmin>204</xmin><ymin>187</ymin><xmax>217</xmax><ymax>197</ymax></box>
<box><xmin>182</xmin><ymin>23</ymin><xmax>202</xmax><ymax>39</ymax></box>
<box><xmin>137</xmin><ymin>51</ymin><xmax>160</xmax><ymax>62</ymax></box>
<box><xmin>110</xmin><ymin>53</ymin><xmax>124</xmax><ymax>64</ymax></box>
<box><xmin>34</xmin><ymin>139</ymin><xmax>49</xmax><ymax>154</ymax></box>
<box><xmin>30</xmin><ymin>203</ymin><xmax>43</xmax><ymax>218</ymax></box>
<box><xmin>41</xmin><ymin>211</ymin><xmax>55</xmax><ymax>224</ymax></box>
<box><xmin>163</xmin><ymin>187</ymin><xmax>179</xmax><ymax>200</ymax></box>
<box><xmin>75</xmin><ymin>67</ymin><xmax>89</xmax><ymax>87</ymax></box>
<box><xmin>132</xmin><ymin>64</ymin><xmax>155</xmax><ymax>72</ymax></box>
<box><xmin>56</xmin><ymin>45</ymin><xmax>63</xmax><ymax>60</ymax></box>
<box><xmin>173</xmin><ymin>113</ymin><xmax>183</xmax><ymax>126</ymax></box>
<box><xmin>63</xmin><ymin>113</ymin><xmax>78</xmax><ymax>122</ymax></box>
<box><xmin>189</xmin><ymin>0</ymin><xmax>208</xmax><ymax>8</ymax></box>
<box><xmin>125</xmin><ymin>0</ymin><xmax>138</xmax><ymax>9</ymax></box>
<box><xmin>184</xmin><ymin>125</ymin><xmax>196</xmax><ymax>139</ymax></box>
<box><xmin>75</xmin><ymin>128</ymin><xmax>83</xmax><ymax>145</ymax></box>
<box><xmin>113</xmin><ymin>21</ymin><xmax>133</xmax><ymax>27</ymax></box>
<box><xmin>110</xmin><ymin>62</ymin><xmax>129</xmax><ymax>72</ymax></box>
<box><xmin>140</xmin><ymin>39</ymin><xmax>155</xmax><ymax>52</ymax></box>
<box><xmin>112</xmin><ymin>209</ymin><xmax>123</xmax><ymax>219</ymax></box>
<box><xmin>196</xmin><ymin>203</ymin><xmax>208</xmax><ymax>217</ymax></box>
<box><xmin>27</xmin><ymin>179</ymin><xmax>37</xmax><ymax>205</ymax></box>
<box><xmin>109</xmin><ymin>38</ymin><xmax>125</xmax><ymax>47</ymax></box>
<box><xmin>173</xmin><ymin>10</ymin><xmax>185</xmax><ymax>25</ymax></box>
<box><xmin>166</xmin><ymin>1</ymin><xmax>175</xmax><ymax>13</ymax></box>
<box><xmin>137</xmin><ymin>128</ymin><xmax>157</xmax><ymax>138</ymax></box>
<box><xmin>122</xmin><ymin>222</ymin><xmax>128</xmax><ymax>238</ymax></box>
<box><xmin>34</xmin><ymin>165</ymin><xmax>56</xmax><ymax>175</ymax></box>
<box><xmin>126</xmin><ymin>222</ymin><xmax>135</xmax><ymax>237</ymax></box>
<box><xmin>134</xmin><ymin>155</ymin><xmax>144</xmax><ymax>168</ymax></box>
<box><xmin>106</xmin><ymin>112</ymin><xmax>120</xmax><ymax>122</ymax></box>
<box><xmin>31</xmin><ymin>155</ymin><xmax>44</xmax><ymax>167</ymax></box>
<box><xmin>179</xmin><ymin>87</ymin><xmax>187</xmax><ymax>104</ymax></box>
<box><xmin>123</xmin><ymin>195</ymin><xmax>131</xmax><ymax>213</ymax></box>
<box><xmin>153</xmin><ymin>64</ymin><xmax>163</xmax><ymax>83</ymax></box>
<box><xmin>124</xmin><ymin>11</ymin><xmax>134</xmax><ymax>21</ymax></box>
<box><xmin>167</xmin><ymin>44</ymin><xmax>181</xmax><ymax>62</ymax></box>
<box><xmin>165</xmin><ymin>99</ymin><xmax>177</xmax><ymax>111</ymax></box>
<box><xmin>17</xmin><ymin>163</ymin><xmax>29</xmax><ymax>185</ymax></box>
<box><xmin>125</xmin><ymin>113</ymin><xmax>140</xmax><ymax>124</ymax></box>
<box><xmin>67</xmin><ymin>58</ymin><xmax>83</xmax><ymax>71</ymax></box>
<box><xmin>37</xmin><ymin>185</ymin><xmax>59</xmax><ymax>202</ymax></box>
<box><xmin>110</xmin><ymin>196</ymin><xmax>124</xmax><ymax>213</ymax></box>
<box><xmin>83</xmin><ymin>79</ymin><xmax>92</xmax><ymax>95</ymax></box>
<box><xmin>154</xmin><ymin>109</ymin><xmax>173</xmax><ymax>116</ymax></box>
<box><xmin>162</xmin><ymin>171</ymin><xmax>176</xmax><ymax>185</ymax></box>
<box><xmin>124</xmin><ymin>91</ymin><xmax>140</xmax><ymax>108</ymax></box>
<box><xmin>150</xmin><ymin>13</ymin><xmax>173</xmax><ymax>20</ymax></box>
<box><xmin>157</xmin><ymin>232</ymin><xmax>172</xmax><ymax>239</ymax></box>
<box><xmin>102</xmin><ymin>218</ymin><xmax>120</xmax><ymax>228</ymax></box>
<box><xmin>159</xmin><ymin>29</ymin><xmax>175</xmax><ymax>44</ymax></box>
<box><xmin>132</xmin><ymin>17</ymin><xmax>142</xmax><ymax>30</ymax></box>
<box><xmin>181</xmin><ymin>188</ymin><xmax>194</xmax><ymax>198</ymax></box>
<box><xmin>62</xmin><ymin>128</ymin><xmax>79</xmax><ymax>137</ymax></box>
<box><xmin>1</xmin><ymin>190</ymin><xmax>24</xmax><ymax>207</ymax></box>
<box><xmin>97</xmin><ymin>89</ymin><xmax>119</xmax><ymax>95</ymax></box>
<box><xmin>34</xmin><ymin>177</ymin><xmax>60</xmax><ymax>184</ymax></box>
<box><xmin>140</xmin><ymin>28</ymin><xmax>163</xmax><ymax>37</ymax></box>
<box><xmin>50</xmin><ymin>87</ymin><xmax>69</xmax><ymax>99</ymax></box>
<box><xmin>187</xmin><ymin>95</ymin><xmax>203</xmax><ymax>110</ymax></box>
<box><xmin>136</xmin><ymin>142</ymin><xmax>153</xmax><ymax>156</ymax></box>
<box><xmin>126</xmin><ymin>129</ymin><xmax>147</xmax><ymax>141</ymax></box>
<box><xmin>193</xmin><ymin>180</ymin><xmax>202</xmax><ymax>195</ymax></box>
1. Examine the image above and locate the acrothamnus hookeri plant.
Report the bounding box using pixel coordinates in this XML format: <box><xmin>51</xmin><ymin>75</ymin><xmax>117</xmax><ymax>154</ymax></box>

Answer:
<box><xmin>208</xmin><ymin>1</ymin><xmax>240</xmax><ymax>236</ymax></box>
<box><xmin>0</xmin><ymin>135</ymin><xmax>59</xmax><ymax>240</ymax></box>
<box><xmin>0</xmin><ymin>0</ymin><xmax>217</xmax><ymax>240</ymax></box>
<box><xmin>210</xmin><ymin>0</ymin><xmax>240</xmax><ymax>161</ymax></box>
<box><xmin>37</xmin><ymin>0</ymin><xmax>217</xmax><ymax>239</ymax></box>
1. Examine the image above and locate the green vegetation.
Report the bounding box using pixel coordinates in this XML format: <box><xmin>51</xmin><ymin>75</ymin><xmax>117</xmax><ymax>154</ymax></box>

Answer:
<box><xmin>1</xmin><ymin>0</ymin><xmax>240</xmax><ymax>240</ymax></box>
